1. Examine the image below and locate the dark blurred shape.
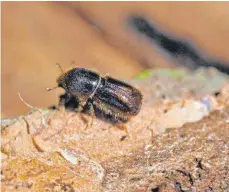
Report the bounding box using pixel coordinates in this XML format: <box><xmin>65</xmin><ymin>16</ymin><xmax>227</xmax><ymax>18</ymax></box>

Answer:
<box><xmin>130</xmin><ymin>16</ymin><xmax>229</xmax><ymax>74</ymax></box>
<box><xmin>57</xmin><ymin>92</ymin><xmax>130</xmax><ymax>125</ymax></box>
<box><xmin>59</xmin><ymin>93</ymin><xmax>80</xmax><ymax>111</ymax></box>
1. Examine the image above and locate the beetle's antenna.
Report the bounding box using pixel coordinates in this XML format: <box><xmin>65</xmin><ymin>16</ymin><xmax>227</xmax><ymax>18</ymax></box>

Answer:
<box><xmin>46</xmin><ymin>87</ymin><xmax>58</xmax><ymax>91</ymax></box>
<box><xmin>56</xmin><ymin>63</ymin><xmax>64</xmax><ymax>74</ymax></box>
<box><xmin>46</xmin><ymin>63</ymin><xmax>63</xmax><ymax>92</ymax></box>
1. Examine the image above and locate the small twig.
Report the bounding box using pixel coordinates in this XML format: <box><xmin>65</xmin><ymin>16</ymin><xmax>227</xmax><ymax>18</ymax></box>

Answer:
<box><xmin>22</xmin><ymin>117</ymin><xmax>31</xmax><ymax>134</ymax></box>
<box><xmin>18</xmin><ymin>93</ymin><xmax>47</xmax><ymax>128</ymax></box>
<box><xmin>18</xmin><ymin>93</ymin><xmax>35</xmax><ymax>109</ymax></box>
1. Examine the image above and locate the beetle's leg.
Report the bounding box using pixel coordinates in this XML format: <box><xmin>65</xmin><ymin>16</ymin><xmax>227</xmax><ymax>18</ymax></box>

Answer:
<box><xmin>118</xmin><ymin>124</ymin><xmax>130</xmax><ymax>139</ymax></box>
<box><xmin>78</xmin><ymin>97</ymin><xmax>88</xmax><ymax>112</ymax></box>
<box><xmin>78</xmin><ymin>103</ymin><xmax>85</xmax><ymax>113</ymax></box>
<box><xmin>59</xmin><ymin>93</ymin><xmax>79</xmax><ymax>112</ymax></box>
<box><xmin>82</xmin><ymin>98</ymin><xmax>95</xmax><ymax>130</ymax></box>
<box><xmin>85</xmin><ymin>106</ymin><xmax>95</xmax><ymax>130</ymax></box>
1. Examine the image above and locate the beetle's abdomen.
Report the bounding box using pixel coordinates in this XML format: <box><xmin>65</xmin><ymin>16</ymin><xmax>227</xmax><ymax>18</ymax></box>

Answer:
<box><xmin>94</xmin><ymin>77</ymin><xmax>142</xmax><ymax>116</ymax></box>
<box><xmin>92</xmin><ymin>99</ymin><xmax>130</xmax><ymax>123</ymax></box>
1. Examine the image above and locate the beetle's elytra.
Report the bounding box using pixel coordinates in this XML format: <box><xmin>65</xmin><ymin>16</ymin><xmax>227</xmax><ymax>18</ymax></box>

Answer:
<box><xmin>48</xmin><ymin>67</ymin><xmax>142</xmax><ymax>124</ymax></box>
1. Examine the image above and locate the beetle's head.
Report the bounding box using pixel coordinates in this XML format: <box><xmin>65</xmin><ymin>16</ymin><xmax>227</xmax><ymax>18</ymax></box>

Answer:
<box><xmin>56</xmin><ymin>73</ymin><xmax>66</xmax><ymax>89</ymax></box>
<box><xmin>46</xmin><ymin>63</ymin><xmax>69</xmax><ymax>92</ymax></box>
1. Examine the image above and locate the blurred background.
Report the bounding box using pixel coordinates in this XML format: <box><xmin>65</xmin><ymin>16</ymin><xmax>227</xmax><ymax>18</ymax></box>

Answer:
<box><xmin>2</xmin><ymin>2</ymin><xmax>229</xmax><ymax>118</ymax></box>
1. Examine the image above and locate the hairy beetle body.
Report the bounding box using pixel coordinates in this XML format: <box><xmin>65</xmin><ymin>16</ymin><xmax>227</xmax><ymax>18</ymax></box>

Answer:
<box><xmin>57</xmin><ymin>68</ymin><xmax>101</xmax><ymax>100</ymax></box>
<box><xmin>56</xmin><ymin>68</ymin><xmax>142</xmax><ymax>124</ymax></box>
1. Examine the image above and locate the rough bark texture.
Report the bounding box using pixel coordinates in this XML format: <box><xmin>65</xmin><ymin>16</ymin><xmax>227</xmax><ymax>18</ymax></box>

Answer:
<box><xmin>1</xmin><ymin>68</ymin><xmax>229</xmax><ymax>192</ymax></box>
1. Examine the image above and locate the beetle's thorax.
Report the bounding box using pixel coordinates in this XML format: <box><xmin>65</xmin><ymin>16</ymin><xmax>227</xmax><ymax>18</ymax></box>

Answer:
<box><xmin>57</xmin><ymin>68</ymin><xmax>103</xmax><ymax>99</ymax></box>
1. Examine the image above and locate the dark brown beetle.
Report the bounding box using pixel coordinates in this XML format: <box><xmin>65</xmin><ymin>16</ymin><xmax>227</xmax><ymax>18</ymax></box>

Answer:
<box><xmin>47</xmin><ymin>66</ymin><xmax>142</xmax><ymax>135</ymax></box>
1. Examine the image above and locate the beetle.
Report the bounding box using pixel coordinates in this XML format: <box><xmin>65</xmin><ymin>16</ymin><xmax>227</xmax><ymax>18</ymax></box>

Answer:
<box><xmin>47</xmin><ymin>65</ymin><xmax>142</xmax><ymax>135</ymax></box>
